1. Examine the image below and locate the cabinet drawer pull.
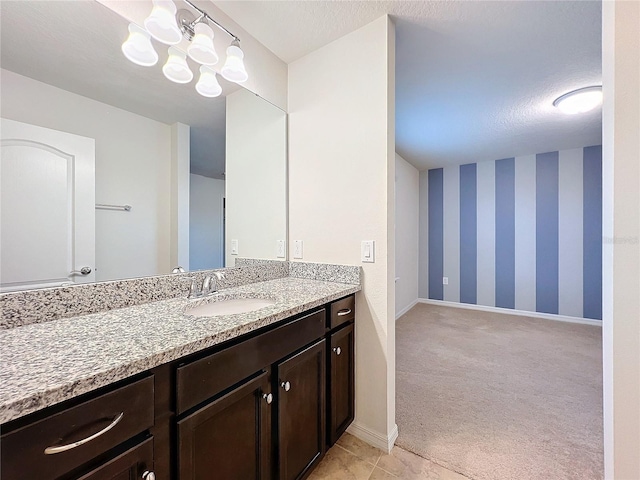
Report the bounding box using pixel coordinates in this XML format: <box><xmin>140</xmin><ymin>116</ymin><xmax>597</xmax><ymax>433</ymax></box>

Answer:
<box><xmin>263</xmin><ymin>393</ymin><xmax>273</xmax><ymax>404</ymax></box>
<box><xmin>281</xmin><ymin>381</ymin><xmax>291</xmax><ymax>392</ymax></box>
<box><xmin>337</xmin><ymin>309</ymin><xmax>352</xmax><ymax>316</ymax></box>
<box><xmin>333</xmin><ymin>346</ymin><xmax>342</xmax><ymax>355</ymax></box>
<box><xmin>43</xmin><ymin>412</ymin><xmax>124</xmax><ymax>455</ymax></box>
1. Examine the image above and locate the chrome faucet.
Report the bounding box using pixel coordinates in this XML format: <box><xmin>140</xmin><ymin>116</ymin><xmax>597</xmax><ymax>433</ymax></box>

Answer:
<box><xmin>188</xmin><ymin>271</ymin><xmax>225</xmax><ymax>299</ymax></box>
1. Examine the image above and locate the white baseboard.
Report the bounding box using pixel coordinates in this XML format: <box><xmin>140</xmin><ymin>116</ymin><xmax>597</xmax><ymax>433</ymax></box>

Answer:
<box><xmin>417</xmin><ymin>298</ymin><xmax>602</xmax><ymax>326</ymax></box>
<box><xmin>346</xmin><ymin>422</ymin><xmax>398</xmax><ymax>454</ymax></box>
<box><xmin>395</xmin><ymin>299</ymin><xmax>419</xmax><ymax>320</ymax></box>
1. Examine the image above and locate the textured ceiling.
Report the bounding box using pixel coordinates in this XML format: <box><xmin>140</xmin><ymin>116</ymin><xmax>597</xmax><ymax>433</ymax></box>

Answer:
<box><xmin>216</xmin><ymin>0</ymin><xmax>602</xmax><ymax>169</ymax></box>
<box><xmin>0</xmin><ymin>0</ymin><xmax>241</xmax><ymax>179</ymax></box>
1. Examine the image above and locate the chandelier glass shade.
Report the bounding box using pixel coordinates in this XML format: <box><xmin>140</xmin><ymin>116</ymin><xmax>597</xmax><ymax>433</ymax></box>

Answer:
<box><xmin>121</xmin><ymin>23</ymin><xmax>158</xmax><ymax>67</ymax></box>
<box><xmin>196</xmin><ymin>66</ymin><xmax>223</xmax><ymax>97</ymax></box>
<box><xmin>144</xmin><ymin>0</ymin><xmax>182</xmax><ymax>45</ymax></box>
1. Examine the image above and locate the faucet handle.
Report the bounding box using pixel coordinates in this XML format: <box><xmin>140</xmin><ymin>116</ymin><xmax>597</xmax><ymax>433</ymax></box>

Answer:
<box><xmin>189</xmin><ymin>278</ymin><xmax>201</xmax><ymax>298</ymax></box>
<box><xmin>202</xmin><ymin>276</ymin><xmax>214</xmax><ymax>296</ymax></box>
<box><xmin>213</xmin><ymin>271</ymin><xmax>225</xmax><ymax>280</ymax></box>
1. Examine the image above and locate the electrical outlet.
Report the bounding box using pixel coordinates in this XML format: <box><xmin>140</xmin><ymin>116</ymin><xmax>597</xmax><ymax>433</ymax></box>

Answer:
<box><xmin>443</xmin><ymin>276</ymin><xmax>449</xmax><ymax>285</ymax></box>
<box><xmin>294</xmin><ymin>240</ymin><xmax>303</xmax><ymax>259</ymax></box>
<box><xmin>277</xmin><ymin>240</ymin><xmax>286</xmax><ymax>258</ymax></box>
<box><xmin>231</xmin><ymin>239</ymin><xmax>238</xmax><ymax>255</ymax></box>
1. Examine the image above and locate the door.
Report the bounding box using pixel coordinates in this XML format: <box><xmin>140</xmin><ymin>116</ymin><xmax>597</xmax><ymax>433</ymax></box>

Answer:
<box><xmin>177</xmin><ymin>371</ymin><xmax>272</xmax><ymax>480</ymax></box>
<box><xmin>277</xmin><ymin>339</ymin><xmax>326</xmax><ymax>480</ymax></box>
<box><xmin>1</xmin><ymin>118</ymin><xmax>95</xmax><ymax>291</ymax></box>
<box><xmin>328</xmin><ymin>324</ymin><xmax>355</xmax><ymax>445</ymax></box>
<box><xmin>76</xmin><ymin>437</ymin><xmax>154</xmax><ymax>480</ymax></box>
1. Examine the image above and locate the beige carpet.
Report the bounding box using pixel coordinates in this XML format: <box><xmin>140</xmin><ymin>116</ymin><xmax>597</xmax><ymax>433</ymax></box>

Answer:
<box><xmin>395</xmin><ymin>303</ymin><xmax>603</xmax><ymax>480</ymax></box>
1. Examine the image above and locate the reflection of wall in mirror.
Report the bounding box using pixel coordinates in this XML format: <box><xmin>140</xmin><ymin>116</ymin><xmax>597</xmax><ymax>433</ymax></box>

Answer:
<box><xmin>190</xmin><ymin>174</ymin><xmax>225</xmax><ymax>270</ymax></box>
<box><xmin>225</xmin><ymin>88</ymin><xmax>287</xmax><ymax>266</ymax></box>
<box><xmin>1</xmin><ymin>68</ymin><xmax>172</xmax><ymax>281</ymax></box>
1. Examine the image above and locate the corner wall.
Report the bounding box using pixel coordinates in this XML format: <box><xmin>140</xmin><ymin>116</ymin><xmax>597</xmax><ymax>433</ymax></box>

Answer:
<box><xmin>288</xmin><ymin>16</ymin><xmax>397</xmax><ymax>449</ymax></box>
<box><xmin>395</xmin><ymin>154</ymin><xmax>419</xmax><ymax>318</ymax></box>
<box><xmin>602</xmin><ymin>1</ymin><xmax>640</xmax><ymax>477</ymax></box>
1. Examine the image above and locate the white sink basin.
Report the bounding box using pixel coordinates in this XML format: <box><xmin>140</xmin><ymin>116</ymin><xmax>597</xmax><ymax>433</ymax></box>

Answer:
<box><xmin>186</xmin><ymin>297</ymin><xmax>276</xmax><ymax>317</ymax></box>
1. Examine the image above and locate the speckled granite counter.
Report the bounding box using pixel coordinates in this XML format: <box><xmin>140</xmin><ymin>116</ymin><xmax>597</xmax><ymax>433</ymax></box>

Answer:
<box><xmin>0</xmin><ymin>277</ymin><xmax>360</xmax><ymax>424</ymax></box>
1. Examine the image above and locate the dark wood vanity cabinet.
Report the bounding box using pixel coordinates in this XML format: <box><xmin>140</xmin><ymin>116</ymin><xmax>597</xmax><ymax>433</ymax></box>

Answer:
<box><xmin>1</xmin><ymin>294</ymin><xmax>356</xmax><ymax>480</ymax></box>
<box><xmin>277</xmin><ymin>340</ymin><xmax>326</xmax><ymax>480</ymax></box>
<box><xmin>328</xmin><ymin>323</ymin><xmax>355</xmax><ymax>445</ymax></box>
<box><xmin>1</xmin><ymin>376</ymin><xmax>155</xmax><ymax>480</ymax></box>
<box><xmin>326</xmin><ymin>294</ymin><xmax>356</xmax><ymax>446</ymax></box>
<box><xmin>76</xmin><ymin>437</ymin><xmax>154</xmax><ymax>480</ymax></box>
<box><xmin>177</xmin><ymin>371</ymin><xmax>272</xmax><ymax>480</ymax></box>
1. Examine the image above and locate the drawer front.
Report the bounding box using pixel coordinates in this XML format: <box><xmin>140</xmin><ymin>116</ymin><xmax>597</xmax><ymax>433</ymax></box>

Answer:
<box><xmin>1</xmin><ymin>376</ymin><xmax>154</xmax><ymax>480</ymax></box>
<box><xmin>76</xmin><ymin>436</ymin><xmax>154</xmax><ymax>480</ymax></box>
<box><xmin>329</xmin><ymin>295</ymin><xmax>355</xmax><ymax>329</ymax></box>
<box><xmin>177</xmin><ymin>309</ymin><xmax>325</xmax><ymax>415</ymax></box>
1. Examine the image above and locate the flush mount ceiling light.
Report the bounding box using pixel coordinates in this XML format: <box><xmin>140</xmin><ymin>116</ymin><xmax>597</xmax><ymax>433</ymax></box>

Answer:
<box><xmin>122</xmin><ymin>0</ymin><xmax>247</xmax><ymax>97</ymax></box>
<box><xmin>553</xmin><ymin>86</ymin><xmax>603</xmax><ymax>115</ymax></box>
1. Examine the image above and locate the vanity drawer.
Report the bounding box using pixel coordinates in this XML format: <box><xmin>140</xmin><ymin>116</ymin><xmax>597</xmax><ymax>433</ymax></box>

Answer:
<box><xmin>329</xmin><ymin>295</ymin><xmax>355</xmax><ymax>329</ymax></box>
<box><xmin>177</xmin><ymin>309</ymin><xmax>325</xmax><ymax>415</ymax></box>
<box><xmin>1</xmin><ymin>375</ymin><xmax>154</xmax><ymax>480</ymax></box>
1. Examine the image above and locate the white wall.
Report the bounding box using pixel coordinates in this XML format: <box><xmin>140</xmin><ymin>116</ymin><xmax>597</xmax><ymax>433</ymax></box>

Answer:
<box><xmin>1</xmin><ymin>69</ymin><xmax>172</xmax><ymax>281</ymax></box>
<box><xmin>225</xmin><ymin>88</ymin><xmax>287</xmax><ymax>265</ymax></box>
<box><xmin>602</xmin><ymin>1</ymin><xmax>640</xmax><ymax>478</ymax></box>
<box><xmin>171</xmin><ymin>123</ymin><xmax>190</xmax><ymax>271</ymax></box>
<box><xmin>97</xmin><ymin>0</ymin><xmax>288</xmax><ymax>111</ymax></box>
<box><xmin>189</xmin><ymin>174</ymin><xmax>225</xmax><ymax>270</ymax></box>
<box><xmin>288</xmin><ymin>16</ymin><xmax>397</xmax><ymax>450</ymax></box>
<box><xmin>395</xmin><ymin>153</ymin><xmax>419</xmax><ymax>318</ymax></box>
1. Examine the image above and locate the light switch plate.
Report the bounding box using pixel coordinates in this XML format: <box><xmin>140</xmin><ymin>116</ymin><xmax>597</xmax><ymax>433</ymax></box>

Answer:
<box><xmin>361</xmin><ymin>240</ymin><xmax>375</xmax><ymax>263</ymax></box>
<box><xmin>293</xmin><ymin>240</ymin><xmax>303</xmax><ymax>259</ymax></box>
<box><xmin>443</xmin><ymin>277</ymin><xmax>449</xmax><ymax>285</ymax></box>
<box><xmin>231</xmin><ymin>239</ymin><xmax>238</xmax><ymax>255</ymax></box>
<box><xmin>277</xmin><ymin>240</ymin><xmax>286</xmax><ymax>258</ymax></box>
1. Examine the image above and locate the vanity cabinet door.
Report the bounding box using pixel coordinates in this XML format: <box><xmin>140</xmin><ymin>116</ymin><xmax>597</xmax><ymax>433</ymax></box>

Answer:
<box><xmin>177</xmin><ymin>371</ymin><xmax>272</xmax><ymax>480</ymax></box>
<box><xmin>277</xmin><ymin>340</ymin><xmax>326</xmax><ymax>480</ymax></box>
<box><xmin>75</xmin><ymin>436</ymin><xmax>154</xmax><ymax>480</ymax></box>
<box><xmin>328</xmin><ymin>323</ymin><xmax>355</xmax><ymax>446</ymax></box>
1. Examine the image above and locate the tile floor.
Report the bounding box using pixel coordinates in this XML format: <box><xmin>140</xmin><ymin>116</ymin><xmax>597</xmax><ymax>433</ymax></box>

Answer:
<box><xmin>308</xmin><ymin>433</ymin><xmax>470</xmax><ymax>480</ymax></box>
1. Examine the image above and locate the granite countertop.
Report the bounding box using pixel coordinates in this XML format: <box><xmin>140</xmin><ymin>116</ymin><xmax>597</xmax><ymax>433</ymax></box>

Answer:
<box><xmin>0</xmin><ymin>277</ymin><xmax>360</xmax><ymax>424</ymax></box>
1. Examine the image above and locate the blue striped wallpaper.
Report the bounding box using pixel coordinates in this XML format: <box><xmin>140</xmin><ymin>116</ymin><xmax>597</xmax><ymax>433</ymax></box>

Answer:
<box><xmin>422</xmin><ymin>146</ymin><xmax>603</xmax><ymax>320</ymax></box>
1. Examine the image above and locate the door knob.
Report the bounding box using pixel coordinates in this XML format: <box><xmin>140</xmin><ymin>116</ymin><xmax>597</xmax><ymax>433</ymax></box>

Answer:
<box><xmin>142</xmin><ymin>471</ymin><xmax>156</xmax><ymax>480</ymax></box>
<box><xmin>263</xmin><ymin>393</ymin><xmax>273</xmax><ymax>404</ymax></box>
<box><xmin>281</xmin><ymin>381</ymin><xmax>291</xmax><ymax>392</ymax></box>
<box><xmin>70</xmin><ymin>267</ymin><xmax>92</xmax><ymax>275</ymax></box>
<box><xmin>333</xmin><ymin>346</ymin><xmax>342</xmax><ymax>356</ymax></box>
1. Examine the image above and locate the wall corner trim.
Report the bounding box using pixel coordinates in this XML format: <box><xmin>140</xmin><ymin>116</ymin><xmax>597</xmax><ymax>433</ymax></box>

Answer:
<box><xmin>346</xmin><ymin>422</ymin><xmax>399</xmax><ymax>454</ymax></box>
<box><xmin>417</xmin><ymin>299</ymin><xmax>602</xmax><ymax>326</ymax></box>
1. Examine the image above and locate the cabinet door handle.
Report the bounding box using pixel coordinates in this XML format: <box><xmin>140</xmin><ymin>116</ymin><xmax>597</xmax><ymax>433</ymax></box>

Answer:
<box><xmin>263</xmin><ymin>393</ymin><xmax>273</xmax><ymax>404</ymax></box>
<box><xmin>142</xmin><ymin>471</ymin><xmax>156</xmax><ymax>480</ymax></box>
<box><xmin>337</xmin><ymin>309</ymin><xmax>352</xmax><ymax>316</ymax></box>
<box><xmin>43</xmin><ymin>412</ymin><xmax>124</xmax><ymax>455</ymax></box>
<box><xmin>281</xmin><ymin>381</ymin><xmax>291</xmax><ymax>392</ymax></box>
<box><xmin>333</xmin><ymin>346</ymin><xmax>342</xmax><ymax>355</ymax></box>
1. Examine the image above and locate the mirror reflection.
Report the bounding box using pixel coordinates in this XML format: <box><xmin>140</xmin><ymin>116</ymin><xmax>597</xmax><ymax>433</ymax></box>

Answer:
<box><xmin>0</xmin><ymin>0</ymin><xmax>287</xmax><ymax>293</ymax></box>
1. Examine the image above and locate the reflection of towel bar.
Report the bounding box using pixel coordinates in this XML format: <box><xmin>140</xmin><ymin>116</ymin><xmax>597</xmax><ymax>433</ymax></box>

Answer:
<box><xmin>96</xmin><ymin>203</ymin><xmax>131</xmax><ymax>211</ymax></box>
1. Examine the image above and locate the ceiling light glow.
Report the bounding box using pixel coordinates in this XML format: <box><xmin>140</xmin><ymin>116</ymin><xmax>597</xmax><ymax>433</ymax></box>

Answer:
<box><xmin>553</xmin><ymin>86</ymin><xmax>603</xmax><ymax>115</ymax></box>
